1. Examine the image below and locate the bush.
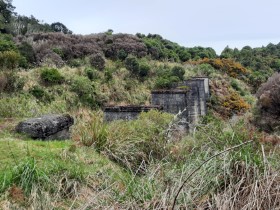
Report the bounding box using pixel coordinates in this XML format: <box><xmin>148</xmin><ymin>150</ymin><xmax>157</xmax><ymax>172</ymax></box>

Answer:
<box><xmin>18</xmin><ymin>42</ymin><xmax>36</xmax><ymax>65</ymax></box>
<box><xmin>124</xmin><ymin>55</ymin><xmax>139</xmax><ymax>75</ymax></box>
<box><xmin>154</xmin><ymin>76</ymin><xmax>180</xmax><ymax>89</ymax></box>
<box><xmin>68</xmin><ymin>58</ymin><xmax>84</xmax><ymax>67</ymax></box>
<box><xmin>29</xmin><ymin>85</ymin><xmax>53</xmax><ymax>102</ymax></box>
<box><xmin>117</xmin><ymin>49</ymin><xmax>128</xmax><ymax>60</ymax></box>
<box><xmin>2</xmin><ymin>72</ymin><xmax>25</xmax><ymax>92</ymax></box>
<box><xmin>171</xmin><ymin>66</ymin><xmax>185</xmax><ymax>81</ymax></box>
<box><xmin>254</xmin><ymin>73</ymin><xmax>280</xmax><ymax>132</ymax></box>
<box><xmin>40</xmin><ymin>68</ymin><xmax>64</xmax><ymax>85</ymax></box>
<box><xmin>89</xmin><ymin>53</ymin><xmax>106</xmax><ymax>71</ymax></box>
<box><xmin>193</xmin><ymin>63</ymin><xmax>216</xmax><ymax>76</ymax></box>
<box><xmin>84</xmin><ymin>67</ymin><xmax>99</xmax><ymax>80</ymax></box>
<box><xmin>138</xmin><ymin>62</ymin><xmax>151</xmax><ymax>78</ymax></box>
<box><xmin>104</xmin><ymin>68</ymin><xmax>113</xmax><ymax>82</ymax></box>
<box><xmin>52</xmin><ymin>47</ymin><xmax>64</xmax><ymax>58</ymax></box>
<box><xmin>0</xmin><ymin>73</ymin><xmax>8</xmax><ymax>92</ymax></box>
<box><xmin>70</xmin><ymin>76</ymin><xmax>99</xmax><ymax>108</ymax></box>
<box><xmin>0</xmin><ymin>35</ymin><xmax>17</xmax><ymax>52</ymax></box>
<box><xmin>0</xmin><ymin>50</ymin><xmax>21</xmax><ymax>70</ymax></box>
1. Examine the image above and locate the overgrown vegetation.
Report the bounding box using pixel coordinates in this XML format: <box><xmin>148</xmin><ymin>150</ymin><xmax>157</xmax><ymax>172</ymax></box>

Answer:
<box><xmin>0</xmin><ymin>1</ymin><xmax>280</xmax><ymax>209</ymax></box>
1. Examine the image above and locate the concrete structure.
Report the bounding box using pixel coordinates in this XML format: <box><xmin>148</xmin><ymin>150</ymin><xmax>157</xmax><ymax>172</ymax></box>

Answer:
<box><xmin>104</xmin><ymin>77</ymin><xmax>210</xmax><ymax>132</ymax></box>
<box><xmin>103</xmin><ymin>105</ymin><xmax>162</xmax><ymax>121</ymax></box>
<box><xmin>151</xmin><ymin>77</ymin><xmax>210</xmax><ymax>130</ymax></box>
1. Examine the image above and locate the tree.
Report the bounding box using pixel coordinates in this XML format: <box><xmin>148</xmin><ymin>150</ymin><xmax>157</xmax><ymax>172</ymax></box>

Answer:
<box><xmin>51</xmin><ymin>22</ymin><xmax>72</xmax><ymax>34</ymax></box>
<box><xmin>0</xmin><ymin>0</ymin><xmax>15</xmax><ymax>33</ymax></box>
<box><xmin>220</xmin><ymin>46</ymin><xmax>234</xmax><ymax>59</ymax></box>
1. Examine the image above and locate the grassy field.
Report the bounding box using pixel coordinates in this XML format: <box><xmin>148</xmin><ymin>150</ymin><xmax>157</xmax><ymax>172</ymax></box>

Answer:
<box><xmin>0</xmin><ymin>110</ymin><xmax>279</xmax><ymax>209</ymax></box>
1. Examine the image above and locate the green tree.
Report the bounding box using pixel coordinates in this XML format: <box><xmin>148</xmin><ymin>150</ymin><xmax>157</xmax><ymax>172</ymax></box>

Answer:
<box><xmin>51</xmin><ymin>22</ymin><xmax>72</xmax><ymax>34</ymax></box>
<box><xmin>0</xmin><ymin>0</ymin><xmax>15</xmax><ymax>33</ymax></box>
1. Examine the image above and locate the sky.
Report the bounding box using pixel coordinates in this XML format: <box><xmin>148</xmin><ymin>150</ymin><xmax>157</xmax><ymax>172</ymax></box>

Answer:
<box><xmin>12</xmin><ymin>0</ymin><xmax>280</xmax><ymax>54</ymax></box>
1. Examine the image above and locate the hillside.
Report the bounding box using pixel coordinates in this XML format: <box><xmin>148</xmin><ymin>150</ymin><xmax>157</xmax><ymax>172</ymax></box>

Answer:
<box><xmin>1</xmin><ymin>1</ymin><xmax>280</xmax><ymax>209</ymax></box>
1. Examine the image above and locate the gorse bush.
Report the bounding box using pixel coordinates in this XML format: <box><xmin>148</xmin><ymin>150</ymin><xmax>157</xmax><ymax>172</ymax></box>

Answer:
<box><xmin>40</xmin><ymin>68</ymin><xmax>64</xmax><ymax>85</ymax></box>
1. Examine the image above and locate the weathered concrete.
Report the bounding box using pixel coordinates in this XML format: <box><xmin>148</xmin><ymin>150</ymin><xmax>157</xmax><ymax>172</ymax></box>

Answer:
<box><xmin>16</xmin><ymin>114</ymin><xmax>74</xmax><ymax>140</ymax></box>
<box><xmin>103</xmin><ymin>105</ymin><xmax>162</xmax><ymax>121</ymax></box>
<box><xmin>104</xmin><ymin>77</ymin><xmax>210</xmax><ymax>133</ymax></box>
<box><xmin>151</xmin><ymin>77</ymin><xmax>210</xmax><ymax>130</ymax></box>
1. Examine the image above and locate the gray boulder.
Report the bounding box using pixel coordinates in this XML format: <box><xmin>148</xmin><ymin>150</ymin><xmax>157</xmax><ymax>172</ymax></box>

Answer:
<box><xmin>16</xmin><ymin>114</ymin><xmax>74</xmax><ymax>140</ymax></box>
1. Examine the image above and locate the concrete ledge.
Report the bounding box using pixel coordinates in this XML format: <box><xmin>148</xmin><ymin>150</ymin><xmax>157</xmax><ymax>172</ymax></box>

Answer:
<box><xmin>103</xmin><ymin>105</ymin><xmax>163</xmax><ymax>112</ymax></box>
<box><xmin>151</xmin><ymin>90</ymin><xmax>188</xmax><ymax>94</ymax></box>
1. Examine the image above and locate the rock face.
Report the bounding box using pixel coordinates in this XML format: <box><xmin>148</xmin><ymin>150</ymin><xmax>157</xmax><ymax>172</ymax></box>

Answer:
<box><xmin>16</xmin><ymin>114</ymin><xmax>74</xmax><ymax>140</ymax></box>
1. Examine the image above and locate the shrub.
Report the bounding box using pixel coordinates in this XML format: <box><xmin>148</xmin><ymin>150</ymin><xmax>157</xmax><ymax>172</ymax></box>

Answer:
<box><xmin>84</xmin><ymin>67</ymin><xmax>99</xmax><ymax>80</ymax></box>
<box><xmin>2</xmin><ymin>72</ymin><xmax>25</xmax><ymax>92</ymax></box>
<box><xmin>68</xmin><ymin>58</ymin><xmax>84</xmax><ymax>67</ymax></box>
<box><xmin>193</xmin><ymin>63</ymin><xmax>216</xmax><ymax>76</ymax></box>
<box><xmin>0</xmin><ymin>73</ymin><xmax>8</xmax><ymax>92</ymax></box>
<box><xmin>154</xmin><ymin>76</ymin><xmax>180</xmax><ymax>89</ymax></box>
<box><xmin>138</xmin><ymin>62</ymin><xmax>151</xmax><ymax>78</ymax></box>
<box><xmin>124</xmin><ymin>55</ymin><xmax>139</xmax><ymax>75</ymax></box>
<box><xmin>29</xmin><ymin>85</ymin><xmax>53</xmax><ymax>102</ymax></box>
<box><xmin>194</xmin><ymin>58</ymin><xmax>250</xmax><ymax>79</ymax></box>
<box><xmin>70</xmin><ymin>76</ymin><xmax>99</xmax><ymax>108</ymax></box>
<box><xmin>104</xmin><ymin>68</ymin><xmax>113</xmax><ymax>82</ymax></box>
<box><xmin>18</xmin><ymin>42</ymin><xmax>36</xmax><ymax>65</ymax></box>
<box><xmin>117</xmin><ymin>49</ymin><xmax>128</xmax><ymax>60</ymax></box>
<box><xmin>171</xmin><ymin>66</ymin><xmax>185</xmax><ymax>80</ymax></box>
<box><xmin>89</xmin><ymin>53</ymin><xmax>106</xmax><ymax>71</ymax></box>
<box><xmin>40</xmin><ymin>68</ymin><xmax>64</xmax><ymax>85</ymax></box>
<box><xmin>0</xmin><ymin>50</ymin><xmax>21</xmax><ymax>70</ymax></box>
<box><xmin>254</xmin><ymin>73</ymin><xmax>280</xmax><ymax>132</ymax></box>
<box><xmin>0</xmin><ymin>36</ymin><xmax>17</xmax><ymax>52</ymax></box>
<box><xmin>52</xmin><ymin>47</ymin><xmax>64</xmax><ymax>58</ymax></box>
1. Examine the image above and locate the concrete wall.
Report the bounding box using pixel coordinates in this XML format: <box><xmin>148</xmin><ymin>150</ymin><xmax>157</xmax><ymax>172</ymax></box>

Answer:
<box><xmin>104</xmin><ymin>105</ymin><xmax>162</xmax><ymax>121</ymax></box>
<box><xmin>104</xmin><ymin>77</ymin><xmax>210</xmax><ymax>132</ymax></box>
<box><xmin>151</xmin><ymin>77</ymin><xmax>210</xmax><ymax>129</ymax></box>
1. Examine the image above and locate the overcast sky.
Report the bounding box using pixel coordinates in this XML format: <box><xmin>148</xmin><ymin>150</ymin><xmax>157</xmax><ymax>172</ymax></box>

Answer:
<box><xmin>12</xmin><ymin>0</ymin><xmax>280</xmax><ymax>54</ymax></box>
